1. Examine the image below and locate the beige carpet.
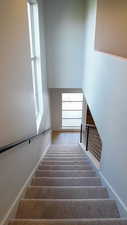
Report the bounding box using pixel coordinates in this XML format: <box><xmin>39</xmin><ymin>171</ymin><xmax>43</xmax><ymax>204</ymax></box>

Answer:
<box><xmin>9</xmin><ymin>144</ymin><xmax>127</xmax><ymax>225</ymax></box>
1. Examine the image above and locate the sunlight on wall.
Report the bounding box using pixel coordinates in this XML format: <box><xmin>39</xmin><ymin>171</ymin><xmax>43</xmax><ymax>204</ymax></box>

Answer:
<box><xmin>27</xmin><ymin>1</ymin><xmax>43</xmax><ymax>133</ymax></box>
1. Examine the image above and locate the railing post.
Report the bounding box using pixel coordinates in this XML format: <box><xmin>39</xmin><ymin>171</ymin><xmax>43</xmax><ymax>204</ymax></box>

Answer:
<box><xmin>80</xmin><ymin>123</ymin><xmax>82</xmax><ymax>143</ymax></box>
<box><xmin>86</xmin><ymin>125</ymin><xmax>89</xmax><ymax>151</ymax></box>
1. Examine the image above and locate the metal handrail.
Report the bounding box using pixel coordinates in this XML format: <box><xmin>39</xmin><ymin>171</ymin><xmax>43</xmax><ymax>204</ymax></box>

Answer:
<box><xmin>0</xmin><ymin>128</ymin><xmax>51</xmax><ymax>154</ymax></box>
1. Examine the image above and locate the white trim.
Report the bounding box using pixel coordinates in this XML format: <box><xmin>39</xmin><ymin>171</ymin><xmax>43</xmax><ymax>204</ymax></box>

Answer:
<box><xmin>79</xmin><ymin>142</ymin><xmax>86</xmax><ymax>151</ymax></box>
<box><xmin>99</xmin><ymin>171</ymin><xmax>127</xmax><ymax>218</ymax></box>
<box><xmin>0</xmin><ymin>144</ymin><xmax>50</xmax><ymax>225</ymax></box>
<box><xmin>79</xmin><ymin>142</ymin><xmax>127</xmax><ymax>218</ymax></box>
<box><xmin>86</xmin><ymin>151</ymin><xmax>100</xmax><ymax>170</ymax></box>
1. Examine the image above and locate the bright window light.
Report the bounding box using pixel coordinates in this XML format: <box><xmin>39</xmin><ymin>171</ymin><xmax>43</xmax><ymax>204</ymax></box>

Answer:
<box><xmin>62</xmin><ymin>93</ymin><xmax>83</xmax><ymax>129</ymax></box>
<box><xmin>27</xmin><ymin>1</ymin><xmax>43</xmax><ymax>133</ymax></box>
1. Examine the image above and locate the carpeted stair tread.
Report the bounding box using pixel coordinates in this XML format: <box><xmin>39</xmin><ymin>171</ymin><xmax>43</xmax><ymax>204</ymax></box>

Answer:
<box><xmin>40</xmin><ymin>161</ymin><xmax>91</xmax><ymax>166</ymax></box>
<box><xmin>43</xmin><ymin>157</ymin><xmax>89</xmax><ymax>161</ymax></box>
<box><xmin>47</xmin><ymin>149</ymin><xmax>83</xmax><ymax>155</ymax></box>
<box><xmin>47</xmin><ymin>152</ymin><xmax>84</xmax><ymax>155</ymax></box>
<box><xmin>47</xmin><ymin>145</ymin><xmax>83</xmax><ymax>154</ymax></box>
<box><xmin>45</xmin><ymin>154</ymin><xmax>86</xmax><ymax>157</ymax></box>
<box><xmin>8</xmin><ymin>144</ymin><xmax>124</xmax><ymax>225</ymax></box>
<box><xmin>25</xmin><ymin>186</ymin><xmax>108</xmax><ymax>199</ymax></box>
<box><xmin>39</xmin><ymin>165</ymin><xmax>93</xmax><ymax>171</ymax></box>
<box><xmin>9</xmin><ymin>219</ymin><xmax>127</xmax><ymax>225</ymax></box>
<box><xmin>31</xmin><ymin>177</ymin><xmax>102</xmax><ymax>186</ymax></box>
<box><xmin>41</xmin><ymin>159</ymin><xmax>90</xmax><ymax>162</ymax></box>
<box><xmin>16</xmin><ymin>199</ymin><xmax>120</xmax><ymax>219</ymax></box>
<box><xmin>47</xmin><ymin>151</ymin><xmax>83</xmax><ymax>154</ymax></box>
<box><xmin>35</xmin><ymin>170</ymin><xmax>96</xmax><ymax>177</ymax></box>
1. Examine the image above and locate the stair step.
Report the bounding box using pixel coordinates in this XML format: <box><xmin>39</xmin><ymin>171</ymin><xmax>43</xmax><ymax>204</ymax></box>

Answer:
<box><xmin>47</xmin><ymin>147</ymin><xmax>83</xmax><ymax>153</ymax></box>
<box><xmin>16</xmin><ymin>199</ymin><xmax>120</xmax><ymax>219</ymax></box>
<box><xmin>35</xmin><ymin>170</ymin><xmax>96</xmax><ymax>177</ymax></box>
<box><xmin>39</xmin><ymin>165</ymin><xmax>93</xmax><ymax>170</ymax></box>
<box><xmin>40</xmin><ymin>161</ymin><xmax>90</xmax><ymax>166</ymax></box>
<box><xmin>25</xmin><ymin>186</ymin><xmax>108</xmax><ymax>199</ymax></box>
<box><xmin>41</xmin><ymin>157</ymin><xmax>90</xmax><ymax>163</ymax></box>
<box><xmin>47</xmin><ymin>150</ymin><xmax>83</xmax><ymax>152</ymax></box>
<box><xmin>31</xmin><ymin>177</ymin><xmax>102</xmax><ymax>186</ymax></box>
<box><xmin>45</xmin><ymin>154</ymin><xmax>86</xmax><ymax>157</ymax></box>
<box><xmin>9</xmin><ymin>219</ymin><xmax>127</xmax><ymax>225</ymax></box>
<box><xmin>47</xmin><ymin>145</ymin><xmax>83</xmax><ymax>153</ymax></box>
<box><xmin>47</xmin><ymin>152</ymin><xmax>83</xmax><ymax>155</ymax></box>
<box><xmin>43</xmin><ymin>157</ymin><xmax>88</xmax><ymax>161</ymax></box>
<box><xmin>47</xmin><ymin>149</ymin><xmax>83</xmax><ymax>153</ymax></box>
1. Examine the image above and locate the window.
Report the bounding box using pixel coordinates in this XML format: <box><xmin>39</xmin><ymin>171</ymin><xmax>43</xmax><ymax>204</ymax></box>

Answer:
<box><xmin>27</xmin><ymin>1</ymin><xmax>43</xmax><ymax>133</ymax></box>
<box><xmin>62</xmin><ymin>93</ymin><xmax>83</xmax><ymax>129</ymax></box>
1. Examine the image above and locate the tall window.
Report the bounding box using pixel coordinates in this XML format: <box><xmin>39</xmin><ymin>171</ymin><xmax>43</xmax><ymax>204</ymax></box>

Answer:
<box><xmin>62</xmin><ymin>93</ymin><xmax>83</xmax><ymax>129</ymax></box>
<box><xmin>27</xmin><ymin>1</ymin><xmax>43</xmax><ymax>132</ymax></box>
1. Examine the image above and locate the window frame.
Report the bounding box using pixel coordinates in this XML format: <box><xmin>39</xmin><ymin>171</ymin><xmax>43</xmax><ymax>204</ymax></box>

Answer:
<box><xmin>27</xmin><ymin>0</ymin><xmax>43</xmax><ymax>133</ymax></box>
<box><xmin>61</xmin><ymin>93</ymin><xmax>83</xmax><ymax>130</ymax></box>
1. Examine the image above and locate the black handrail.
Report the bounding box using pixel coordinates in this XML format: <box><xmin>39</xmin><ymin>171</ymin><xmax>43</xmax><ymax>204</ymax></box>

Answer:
<box><xmin>0</xmin><ymin>128</ymin><xmax>51</xmax><ymax>154</ymax></box>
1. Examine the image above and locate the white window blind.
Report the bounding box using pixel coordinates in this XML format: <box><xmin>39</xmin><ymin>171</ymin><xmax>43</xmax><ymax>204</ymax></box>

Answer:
<box><xmin>62</xmin><ymin>93</ymin><xmax>83</xmax><ymax>129</ymax></box>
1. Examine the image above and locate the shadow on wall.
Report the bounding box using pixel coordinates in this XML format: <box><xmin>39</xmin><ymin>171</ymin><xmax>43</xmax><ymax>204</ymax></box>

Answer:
<box><xmin>95</xmin><ymin>0</ymin><xmax>127</xmax><ymax>58</ymax></box>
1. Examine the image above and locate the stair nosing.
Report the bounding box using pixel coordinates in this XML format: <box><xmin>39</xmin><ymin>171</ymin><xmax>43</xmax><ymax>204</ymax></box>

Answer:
<box><xmin>32</xmin><ymin>176</ymin><xmax>100</xmax><ymax>179</ymax></box>
<box><xmin>27</xmin><ymin>185</ymin><xmax>107</xmax><ymax>188</ymax></box>
<box><xmin>41</xmin><ymin>160</ymin><xmax>90</xmax><ymax>162</ymax></box>
<box><xmin>45</xmin><ymin>154</ymin><xmax>86</xmax><ymax>155</ymax></box>
<box><xmin>20</xmin><ymin>198</ymin><xmax>114</xmax><ymax>202</ymax></box>
<box><xmin>36</xmin><ymin>170</ymin><xmax>95</xmax><ymax>172</ymax></box>
<box><xmin>10</xmin><ymin>218</ymin><xmax>127</xmax><ymax>222</ymax></box>
<box><xmin>39</xmin><ymin>165</ymin><xmax>92</xmax><ymax>167</ymax></box>
<box><xmin>40</xmin><ymin>163</ymin><xmax>90</xmax><ymax>165</ymax></box>
<box><xmin>43</xmin><ymin>158</ymin><xmax>88</xmax><ymax>159</ymax></box>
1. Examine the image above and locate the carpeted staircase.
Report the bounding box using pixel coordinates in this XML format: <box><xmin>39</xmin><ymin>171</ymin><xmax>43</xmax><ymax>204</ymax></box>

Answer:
<box><xmin>9</xmin><ymin>145</ymin><xmax>127</xmax><ymax>225</ymax></box>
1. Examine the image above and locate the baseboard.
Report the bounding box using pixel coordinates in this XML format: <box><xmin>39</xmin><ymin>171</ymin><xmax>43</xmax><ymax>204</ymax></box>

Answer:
<box><xmin>79</xmin><ymin>142</ymin><xmax>86</xmax><ymax>151</ymax></box>
<box><xmin>79</xmin><ymin>142</ymin><xmax>127</xmax><ymax>218</ymax></box>
<box><xmin>0</xmin><ymin>144</ymin><xmax>50</xmax><ymax>225</ymax></box>
<box><xmin>99</xmin><ymin>171</ymin><xmax>127</xmax><ymax>218</ymax></box>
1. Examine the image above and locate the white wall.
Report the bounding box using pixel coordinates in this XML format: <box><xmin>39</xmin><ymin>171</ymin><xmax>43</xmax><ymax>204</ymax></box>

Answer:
<box><xmin>0</xmin><ymin>0</ymin><xmax>51</xmax><ymax>222</ymax></box>
<box><xmin>95</xmin><ymin>0</ymin><xmax>127</xmax><ymax>58</ymax></box>
<box><xmin>49</xmin><ymin>89</ymin><xmax>62</xmax><ymax>131</ymax></box>
<box><xmin>0</xmin><ymin>0</ymin><xmax>51</xmax><ymax>147</ymax></box>
<box><xmin>44</xmin><ymin>0</ymin><xmax>85</xmax><ymax>88</ymax></box>
<box><xmin>0</xmin><ymin>0</ymin><xmax>37</xmax><ymax>147</ymax></box>
<box><xmin>0</xmin><ymin>132</ymin><xmax>51</xmax><ymax>223</ymax></box>
<box><xmin>83</xmin><ymin>0</ymin><xmax>127</xmax><ymax>213</ymax></box>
